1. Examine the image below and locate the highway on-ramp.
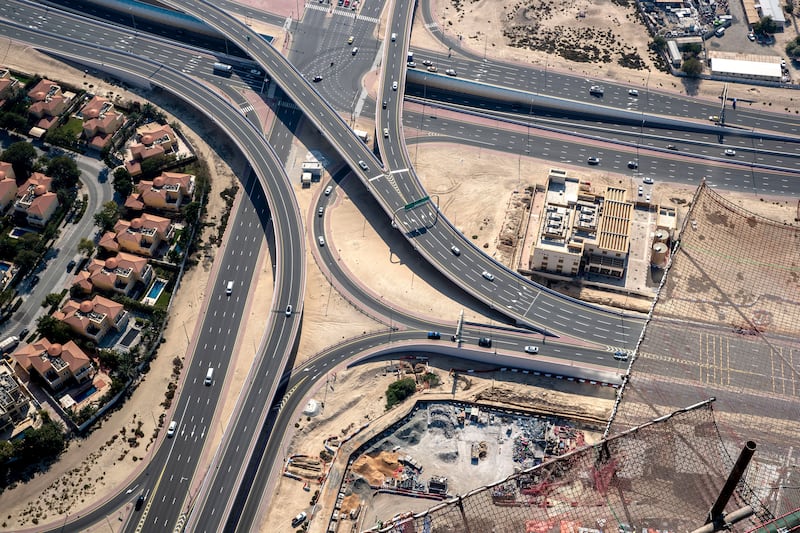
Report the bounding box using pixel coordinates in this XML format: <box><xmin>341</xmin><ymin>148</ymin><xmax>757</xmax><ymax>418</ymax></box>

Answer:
<box><xmin>0</xmin><ymin>18</ymin><xmax>306</xmax><ymax>533</ymax></box>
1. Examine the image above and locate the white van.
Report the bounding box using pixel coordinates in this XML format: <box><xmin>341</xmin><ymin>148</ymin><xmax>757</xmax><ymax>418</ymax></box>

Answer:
<box><xmin>226</xmin><ymin>281</ymin><xmax>234</xmax><ymax>295</ymax></box>
<box><xmin>324</xmin><ymin>185</ymin><xmax>333</xmax><ymax>196</ymax></box>
<box><xmin>391</xmin><ymin>33</ymin><xmax>397</xmax><ymax>41</ymax></box>
<box><xmin>205</xmin><ymin>367</ymin><xmax>214</xmax><ymax>385</ymax></box>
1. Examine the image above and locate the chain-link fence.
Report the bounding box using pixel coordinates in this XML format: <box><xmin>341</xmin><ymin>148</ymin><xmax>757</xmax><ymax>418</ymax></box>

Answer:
<box><xmin>611</xmin><ymin>183</ymin><xmax>800</xmax><ymax>519</ymax></box>
<box><xmin>370</xmin><ymin>400</ymin><xmax>742</xmax><ymax>532</ymax></box>
<box><xmin>368</xmin><ymin>183</ymin><xmax>799</xmax><ymax>532</ymax></box>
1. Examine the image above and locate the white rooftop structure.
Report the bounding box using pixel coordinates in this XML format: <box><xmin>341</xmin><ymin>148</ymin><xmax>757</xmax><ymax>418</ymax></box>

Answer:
<box><xmin>756</xmin><ymin>0</ymin><xmax>786</xmax><ymax>24</ymax></box>
<box><xmin>710</xmin><ymin>57</ymin><xmax>782</xmax><ymax>81</ymax></box>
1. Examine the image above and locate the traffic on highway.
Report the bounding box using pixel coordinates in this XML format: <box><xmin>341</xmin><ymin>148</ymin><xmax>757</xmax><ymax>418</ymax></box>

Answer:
<box><xmin>2</xmin><ymin>0</ymin><xmax>799</xmax><ymax>531</ymax></box>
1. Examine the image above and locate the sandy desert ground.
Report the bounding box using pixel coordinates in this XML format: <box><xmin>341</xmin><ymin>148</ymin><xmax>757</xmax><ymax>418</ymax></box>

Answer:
<box><xmin>1</xmin><ymin>0</ymin><xmax>799</xmax><ymax>530</ymax></box>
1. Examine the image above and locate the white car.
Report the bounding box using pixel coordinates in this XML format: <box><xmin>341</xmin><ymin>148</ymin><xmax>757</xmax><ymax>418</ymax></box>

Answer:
<box><xmin>628</xmin><ymin>89</ymin><xmax>639</xmax><ymax>97</ymax></box>
<box><xmin>481</xmin><ymin>271</ymin><xmax>495</xmax><ymax>281</ymax></box>
<box><xmin>285</xmin><ymin>305</ymin><xmax>293</xmax><ymax>316</ymax></box>
<box><xmin>249</xmin><ymin>69</ymin><xmax>262</xmax><ymax>75</ymax></box>
<box><xmin>318</xmin><ymin>236</ymin><xmax>325</xmax><ymax>246</ymax></box>
<box><xmin>613</xmin><ymin>351</ymin><xmax>629</xmax><ymax>361</ymax></box>
<box><xmin>445</xmin><ymin>69</ymin><xmax>457</xmax><ymax>76</ymax></box>
<box><xmin>167</xmin><ymin>421</ymin><xmax>177</xmax><ymax>437</ymax></box>
<box><xmin>645</xmin><ymin>194</ymin><xmax>651</xmax><ymax>203</ymax></box>
<box><xmin>724</xmin><ymin>149</ymin><xmax>736</xmax><ymax>156</ymax></box>
<box><xmin>643</xmin><ymin>176</ymin><xmax>654</xmax><ymax>184</ymax></box>
<box><xmin>392</xmin><ymin>81</ymin><xmax>398</xmax><ymax>90</ymax></box>
<box><xmin>638</xmin><ymin>186</ymin><xmax>643</xmax><ymax>196</ymax></box>
<box><xmin>524</xmin><ymin>346</ymin><xmax>539</xmax><ymax>354</ymax></box>
<box><xmin>383</xmin><ymin>128</ymin><xmax>389</xmax><ymax>138</ymax></box>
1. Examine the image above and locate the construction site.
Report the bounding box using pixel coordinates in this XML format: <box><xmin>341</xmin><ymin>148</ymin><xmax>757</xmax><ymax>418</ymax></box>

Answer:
<box><xmin>324</xmin><ymin>401</ymin><xmax>592</xmax><ymax>531</ymax></box>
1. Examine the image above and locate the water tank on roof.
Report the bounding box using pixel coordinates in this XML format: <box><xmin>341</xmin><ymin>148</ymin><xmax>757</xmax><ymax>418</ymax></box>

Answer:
<box><xmin>651</xmin><ymin>242</ymin><xmax>669</xmax><ymax>268</ymax></box>
<box><xmin>654</xmin><ymin>229</ymin><xmax>669</xmax><ymax>243</ymax></box>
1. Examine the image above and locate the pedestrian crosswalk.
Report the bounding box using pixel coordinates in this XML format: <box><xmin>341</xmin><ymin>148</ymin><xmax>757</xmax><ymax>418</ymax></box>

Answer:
<box><xmin>304</xmin><ymin>3</ymin><xmax>379</xmax><ymax>23</ymax></box>
<box><xmin>240</xmin><ymin>104</ymin><xmax>255</xmax><ymax>114</ymax></box>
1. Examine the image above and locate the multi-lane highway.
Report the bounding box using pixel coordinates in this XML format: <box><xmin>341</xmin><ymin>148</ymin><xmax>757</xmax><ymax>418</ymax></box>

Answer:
<box><xmin>4</xmin><ymin>0</ymin><xmax>800</xmax><ymax>531</ymax></box>
<box><xmin>0</xmin><ymin>12</ymin><xmax>307</xmax><ymax>533</ymax></box>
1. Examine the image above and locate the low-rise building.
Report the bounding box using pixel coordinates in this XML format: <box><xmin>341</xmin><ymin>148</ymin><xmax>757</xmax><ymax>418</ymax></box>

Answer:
<box><xmin>0</xmin><ymin>68</ymin><xmax>20</xmax><ymax>105</ymax></box>
<box><xmin>53</xmin><ymin>295</ymin><xmax>130</xmax><ymax>344</ymax></box>
<box><xmin>124</xmin><ymin>122</ymin><xmax>179</xmax><ymax>176</ymax></box>
<box><xmin>708</xmin><ymin>52</ymin><xmax>783</xmax><ymax>82</ymax></box>
<box><xmin>125</xmin><ymin>171</ymin><xmax>195</xmax><ymax>212</ymax></box>
<box><xmin>99</xmin><ymin>213</ymin><xmax>173</xmax><ymax>257</ymax></box>
<box><xmin>529</xmin><ymin>169</ymin><xmax>633</xmax><ymax>279</ymax></box>
<box><xmin>15</xmin><ymin>172</ymin><xmax>59</xmax><ymax>227</ymax></box>
<box><xmin>73</xmin><ymin>252</ymin><xmax>154</xmax><ymax>296</ymax></box>
<box><xmin>0</xmin><ymin>162</ymin><xmax>17</xmax><ymax>213</ymax></box>
<box><xmin>0</xmin><ymin>361</ymin><xmax>31</xmax><ymax>433</ymax></box>
<box><xmin>79</xmin><ymin>95</ymin><xmax>125</xmax><ymax>150</ymax></box>
<box><xmin>12</xmin><ymin>339</ymin><xmax>93</xmax><ymax>392</ymax></box>
<box><xmin>27</xmin><ymin>78</ymin><xmax>74</xmax><ymax>131</ymax></box>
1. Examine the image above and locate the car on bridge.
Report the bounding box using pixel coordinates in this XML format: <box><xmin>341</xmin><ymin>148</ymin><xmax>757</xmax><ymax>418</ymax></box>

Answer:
<box><xmin>478</xmin><ymin>337</ymin><xmax>492</xmax><ymax>348</ymax></box>
<box><xmin>643</xmin><ymin>176</ymin><xmax>654</xmax><ymax>184</ymax></box>
<box><xmin>587</xmin><ymin>156</ymin><xmax>600</xmax><ymax>165</ymax></box>
<box><xmin>427</xmin><ymin>65</ymin><xmax>438</xmax><ymax>72</ymax></box>
<box><xmin>724</xmin><ymin>148</ymin><xmax>736</xmax><ymax>156</ymax></box>
<box><xmin>445</xmin><ymin>69</ymin><xmax>457</xmax><ymax>76</ymax></box>
<box><xmin>627</xmin><ymin>160</ymin><xmax>638</xmax><ymax>169</ymax></box>
<box><xmin>482</xmin><ymin>271</ymin><xmax>495</xmax><ymax>281</ymax></box>
<box><xmin>451</xmin><ymin>245</ymin><xmax>461</xmax><ymax>256</ymax></box>
<box><xmin>524</xmin><ymin>346</ymin><xmax>539</xmax><ymax>354</ymax></box>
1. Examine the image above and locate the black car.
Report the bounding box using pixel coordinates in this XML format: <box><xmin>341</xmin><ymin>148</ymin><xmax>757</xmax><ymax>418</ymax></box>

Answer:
<box><xmin>313</xmin><ymin>75</ymin><xmax>323</xmax><ymax>82</ymax></box>
<box><xmin>19</xmin><ymin>328</ymin><xmax>29</xmax><ymax>339</ymax></box>
<box><xmin>627</xmin><ymin>161</ymin><xmax>638</xmax><ymax>169</ymax></box>
<box><xmin>478</xmin><ymin>337</ymin><xmax>492</xmax><ymax>348</ymax></box>
<box><xmin>135</xmin><ymin>494</ymin><xmax>145</xmax><ymax>511</ymax></box>
<box><xmin>66</xmin><ymin>260</ymin><xmax>77</xmax><ymax>272</ymax></box>
<box><xmin>30</xmin><ymin>275</ymin><xmax>40</xmax><ymax>288</ymax></box>
<box><xmin>382</xmin><ymin>101</ymin><xmax>387</xmax><ymax>109</ymax></box>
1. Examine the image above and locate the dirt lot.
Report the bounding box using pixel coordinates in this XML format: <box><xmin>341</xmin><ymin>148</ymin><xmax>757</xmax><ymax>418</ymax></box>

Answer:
<box><xmin>2</xmin><ymin>0</ymin><xmax>799</xmax><ymax>530</ymax></box>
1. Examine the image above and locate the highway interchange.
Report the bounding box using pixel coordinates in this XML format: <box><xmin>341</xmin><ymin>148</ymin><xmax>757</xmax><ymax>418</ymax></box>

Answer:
<box><xmin>1</xmin><ymin>0</ymin><xmax>800</xmax><ymax>531</ymax></box>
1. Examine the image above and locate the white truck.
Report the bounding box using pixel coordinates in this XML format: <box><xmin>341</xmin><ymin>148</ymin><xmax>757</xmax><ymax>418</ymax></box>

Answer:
<box><xmin>0</xmin><ymin>336</ymin><xmax>19</xmax><ymax>354</ymax></box>
<box><xmin>213</xmin><ymin>62</ymin><xmax>233</xmax><ymax>75</ymax></box>
<box><xmin>353</xmin><ymin>129</ymin><xmax>370</xmax><ymax>143</ymax></box>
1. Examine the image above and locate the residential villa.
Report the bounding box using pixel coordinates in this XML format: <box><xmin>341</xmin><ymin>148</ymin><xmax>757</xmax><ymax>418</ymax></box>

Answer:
<box><xmin>53</xmin><ymin>295</ymin><xmax>130</xmax><ymax>344</ymax></box>
<box><xmin>73</xmin><ymin>252</ymin><xmax>153</xmax><ymax>297</ymax></box>
<box><xmin>12</xmin><ymin>339</ymin><xmax>93</xmax><ymax>392</ymax></box>
<box><xmin>125</xmin><ymin>171</ymin><xmax>195</xmax><ymax>212</ymax></box>
<box><xmin>99</xmin><ymin>213</ymin><xmax>173</xmax><ymax>257</ymax></box>
<box><xmin>27</xmin><ymin>78</ymin><xmax>74</xmax><ymax>131</ymax></box>
<box><xmin>0</xmin><ymin>68</ymin><xmax>20</xmax><ymax>106</ymax></box>
<box><xmin>0</xmin><ymin>362</ymin><xmax>31</xmax><ymax>434</ymax></box>
<box><xmin>79</xmin><ymin>95</ymin><xmax>124</xmax><ymax>150</ymax></box>
<box><xmin>15</xmin><ymin>172</ymin><xmax>59</xmax><ymax>227</ymax></box>
<box><xmin>124</xmin><ymin>122</ymin><xmax>179</xmax><ymax>176</ymax></box>
<box><xmin>0</xmin><ymin>162</ymin><xmax>17</xmax><ymax>213</ymax></box>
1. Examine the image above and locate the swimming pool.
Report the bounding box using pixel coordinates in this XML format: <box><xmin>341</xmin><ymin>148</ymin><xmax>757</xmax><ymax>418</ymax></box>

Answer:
<box><xmin>147</xmin><ymin>279</ymin><xmax>166</xmax><ymax>299</ymax></box>
<box><xmin>0</xmin><ymin>261</ymin><xmax>10</xmax><ymax>274</ymax></box>
<box><xmin>73</xmin><ymin>385</ymin><xmax>98</xmax><ymax>403</ymax></box>
<box><xmin>9</xmin><ymin>227</ymin><xmax>33</xmax><ymax>239</ymax></box>
<box><xmin>142</xmin><ymin>278</ymin><xmax>168</xmax><ymax>306</ymax></box>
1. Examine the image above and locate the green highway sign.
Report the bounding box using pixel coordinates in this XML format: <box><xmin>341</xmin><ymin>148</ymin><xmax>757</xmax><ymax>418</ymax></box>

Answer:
<box><xmin>404</xmin><ymin>196</ymin><xmax>430</xmax><ymax>210</ymax></box>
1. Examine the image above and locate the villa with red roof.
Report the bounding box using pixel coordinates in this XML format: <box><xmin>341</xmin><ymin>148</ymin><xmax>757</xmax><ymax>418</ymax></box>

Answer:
<box><xmin>124</xmin><ymin>122</ymin><xmax>179</xmax><ymax>176</ymax></box>
<box><xmin>12</xmin><ymin>339</ymin><xmax>93</xmax><ymax>392</ymax></box>
<box><xmin>15</xmin><ymin>172</ymin><xmax>59</xmax><ymax>227</ymax></box>
<box><xmin>53</xmin><ymin>295</ymin><xmax>130</xmax><ymax>344</ymax></box>
<box><xmin>27</xmin><ymin>78</ymin><xmax>73</xmax><ymax>131</ymax></box>
<box><xmin>0</xmin><ymin>68</ymin><xmax>20</xmax><ymax>106</ymax></box>
<box><xmin>73</xmin><ymin>252</ymin><xmax>153</xmax><ymax>297</ymax></box>
<box><xmin>80</xmin><ymin>95</ymin><xmax>124</xmax><ymax>150</ymax></box>
<box><xmin>99</xmin><ymin>213</ymin><xmax>173</xmax><ymax>257</ymax></box>
<box><xmin>0</xmin><ymin>162</ymin><xmax>17</xmax><ymax>213</ymax></box>
<box><xmin>125</xmin><ymin>171</ymin><xmax>195</xmax><ymax>212</ymax></box>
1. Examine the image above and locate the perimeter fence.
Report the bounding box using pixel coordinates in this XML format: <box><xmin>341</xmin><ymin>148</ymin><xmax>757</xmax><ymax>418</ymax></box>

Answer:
<box><xmin>370</xmin><ymin>183</ymin><xmax>800</xmax><ymax>532</ymax></box>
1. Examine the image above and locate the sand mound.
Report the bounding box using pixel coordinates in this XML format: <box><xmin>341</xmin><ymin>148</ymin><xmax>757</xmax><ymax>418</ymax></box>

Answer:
<box><xmin>350</xmin><ymin>451</ymin><xmax>401</xmax><ymax>486</ymax></box>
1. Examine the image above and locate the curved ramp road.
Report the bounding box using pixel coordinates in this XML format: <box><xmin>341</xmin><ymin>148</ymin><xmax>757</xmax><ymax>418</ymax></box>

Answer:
<box><xmin>167</xmin><ymin>0</ymin><xmax>645</xmax><ymax>350</ymax></box>
<box><xmin>0</xmin><ymin>18</ymin><xmax>305</xmax><ymax>533</ymax></box>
